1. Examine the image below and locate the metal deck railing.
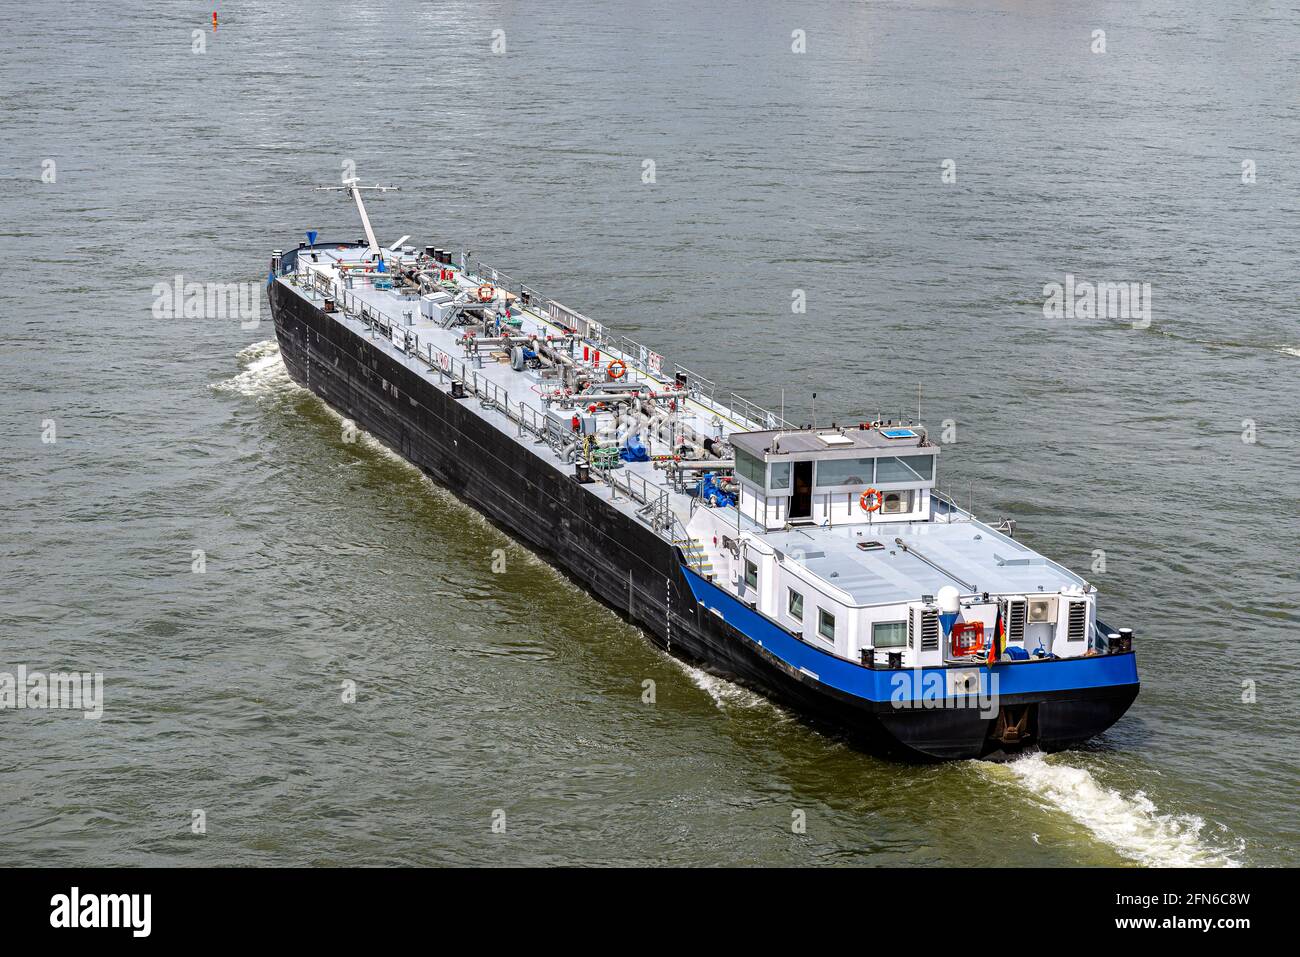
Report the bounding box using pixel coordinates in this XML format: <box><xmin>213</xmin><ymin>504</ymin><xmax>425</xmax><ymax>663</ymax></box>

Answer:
<box><xmin>279</xmin><ymin>259</ymin><xmax>796</xmax><ymax>543</ymax></box>
<box><xmin>587</xmin><ymin>458</ymin><xmax>674</xmax><ymax>532</ymax></box>
<box><xmin>461</xmin><ymin>258</ymin><xmax>793</xmax><ymax>433</ymax></box>
<box><xmin>284</xmin><ymin>251</ymin><xmax>793</xmax><ymax>434</ymax></box>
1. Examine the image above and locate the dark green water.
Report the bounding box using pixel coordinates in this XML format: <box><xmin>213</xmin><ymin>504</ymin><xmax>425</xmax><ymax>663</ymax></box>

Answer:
<box><xmin>2</xmin><ymin>0</ymin><xmax>1296</xmax><ymax>866</ymax></box>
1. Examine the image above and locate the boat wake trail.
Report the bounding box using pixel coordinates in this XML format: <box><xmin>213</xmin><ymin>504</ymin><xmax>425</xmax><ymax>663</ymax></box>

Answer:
<box><xmin>979</xmin><ymin>753</ymin><xmax>1243</xmax><ymax>867</ymax></box>
<box><xmin>663</xmin><ymin>654</ymin><xmax>772</xmax><ymax>711</ymax></box>
<box><xmin>211</xmin><ymin>340</ymin><xmax>295</xmax><ymax>398</ymax></box>
<box><xmin>216</xmin><ymin>341</ymin><xmax>565</xmax><ymax>576</ymax></box>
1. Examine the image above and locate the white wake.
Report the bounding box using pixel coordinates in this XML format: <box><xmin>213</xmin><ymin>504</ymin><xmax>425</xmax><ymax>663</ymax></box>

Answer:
<box><xmin>211</xmin><ymin>340</ymin><xmax>294</xmax><ymax>398</ymax></box>
<box><xmin>663</xmin><ymin>654</ymin><xmax>772</xmax><ymax>711</ymax></box>
<box><xmin>980</xmin><ymin>752</ymin><xmax>1243</xmax><ymax>867</ymax></box>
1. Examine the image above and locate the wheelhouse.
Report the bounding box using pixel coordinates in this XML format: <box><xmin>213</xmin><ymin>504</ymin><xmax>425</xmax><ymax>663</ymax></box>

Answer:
<box><xmin>729</xmin><ymin>425</ymin><xmax>938</xmax><ymax>530</ymax></box>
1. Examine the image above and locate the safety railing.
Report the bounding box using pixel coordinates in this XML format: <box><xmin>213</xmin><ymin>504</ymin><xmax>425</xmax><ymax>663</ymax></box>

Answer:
<box><xmin>306</xmin><ymin>269</ymin><xmax>333</xmax><ymax>300</ymax></box>
<box><xmin>931</xmin><ymin>488</ymin><xmax>974</xmax><ymax>523</ymax></box>
<box><xmin>587</xmin><ymin>458</ymin><xmax>674</xmax><ymax>532</ymax></box>
<box><xmin>672</xmin><ymin>365</ymin><xmax>715</xmax><ymax>402</ymax></box>
<box><xmin>471</xmin><ymin>373</ymin><xmax>510</xmax><ymax>413</ymax></box>
<box><xmin>609</xmin><ymin>334</ymin><xmax>664</xmax><ymax>384</ymax></box>
<box><xmin>305</xmin><ymin>256</ymin><xmax>794</xmax><ymax>441</ymax></box>
<box><xmin>517</xmin><ymin>402</ymin><xmax>548</xmax><ymax>439</ymax></box>
<box><xmin>460</xmin><ymin>260</ymin><xmax>792</xmax><ymax>434</ymax></box>
<box><xmin>336</xmin><ymin>288</ymin><xmax>477</xmax><ymax>395</ymax></box>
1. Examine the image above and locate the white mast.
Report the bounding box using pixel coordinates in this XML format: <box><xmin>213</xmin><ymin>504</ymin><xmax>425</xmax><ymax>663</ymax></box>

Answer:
<box><xmin>314</xmin><ymin>177</ymin><xmax>398</xmax><ymax>260</ymax></box>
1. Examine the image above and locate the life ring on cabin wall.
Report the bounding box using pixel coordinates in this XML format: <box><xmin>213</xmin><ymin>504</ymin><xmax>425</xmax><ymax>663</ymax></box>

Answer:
<box><xmin>607</xmin><ymin>359</ymin><xmax>627</xmax><ymax>379</ymax></box>
<box><xmin>477</xmin><ymin>284</ymin><xmax>495</xmax><ymax>302</ymax></box>
<box><xmin>860</xmin><ymin>488</ymin><xmax>883</xmax><ymax>513</ymax></box>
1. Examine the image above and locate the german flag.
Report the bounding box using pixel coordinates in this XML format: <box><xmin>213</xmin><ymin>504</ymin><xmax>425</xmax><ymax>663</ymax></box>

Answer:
<box><xmin>989</xmin><ymin>603</ymin><xmax>1005</xmax><ymax>664</ymax></box>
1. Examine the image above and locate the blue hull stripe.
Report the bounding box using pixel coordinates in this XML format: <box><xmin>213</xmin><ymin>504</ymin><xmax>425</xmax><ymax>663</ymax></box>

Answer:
<box><xmin>682</xmin><ymin>567</ymin><xmax>1139</xmax><ymax>704</ymax></box>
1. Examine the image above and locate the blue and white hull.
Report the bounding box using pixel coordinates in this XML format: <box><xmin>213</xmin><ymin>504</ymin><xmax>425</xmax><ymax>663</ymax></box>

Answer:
<box><xmin>266</xmin><ymin>222</ymin><xmax>1141</xmax><ymax>763</ymax></box>
<box><xmin>681</xmin><ymin>567</ymin><xmax>1139</xmax><ymax>760</ymax></box>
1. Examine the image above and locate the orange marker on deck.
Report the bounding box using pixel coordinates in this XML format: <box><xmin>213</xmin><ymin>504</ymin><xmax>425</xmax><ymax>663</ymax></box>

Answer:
<box><xmin>212</xmin><ymin>12</ymin><xmax>218</xmax><ymax>29</ymax></box>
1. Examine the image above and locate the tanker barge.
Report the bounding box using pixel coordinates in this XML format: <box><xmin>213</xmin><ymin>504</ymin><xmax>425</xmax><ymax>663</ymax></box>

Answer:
<box><xmin>265</xmin><ymin>179</ymin><xmax>1139</xmax><ymax>760</ymax></box>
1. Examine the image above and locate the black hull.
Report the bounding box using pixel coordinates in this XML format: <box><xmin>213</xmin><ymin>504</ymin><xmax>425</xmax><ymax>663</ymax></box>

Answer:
<box><xmin>268</xmin><ymin>281</ymin><xmax>1136</xmax><ymax>761</ymax></box>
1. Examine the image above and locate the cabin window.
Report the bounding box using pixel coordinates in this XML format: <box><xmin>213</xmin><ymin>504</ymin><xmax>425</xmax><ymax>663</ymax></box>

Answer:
<box><xmin>814</xmin><ymin>456</ymin><xmax>873</xmax><ymax>488</ymax></box>
<box><xmin>876</xmin><ymin>455</ymin><xmax>934</xmax><ymax>484</ymax></box>
<box><xmin>744</xmin><ymin>560</ymin><xmax>758</xmax><ymax>589</ymax></box>
<box><xmin>872</xmin><ymin>620</ymin><xmax>908</xmax><ymax>648</ymax></box>
<box><xmin>769</xmin><ymin>461</ymin><xmax>791</xmax><ymax>490</ymax></box>
<box><xmin>818</xmin><ymin>608</ymin><xmax>836</xmax><ymax>642</ymax></box>
<box><xmin>787</xmin><ymin>588</ymin><xmax>803</xmax><ymax>620</ymax></box>
<box><xmin>734</xmin><ymin>448</ymin><xmax>765</xmax><ymax>485</ymax></box>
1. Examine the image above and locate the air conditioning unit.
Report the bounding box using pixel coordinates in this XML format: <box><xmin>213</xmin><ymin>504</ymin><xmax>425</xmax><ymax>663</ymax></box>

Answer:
<box><xmin>880</xmin><ymin>491</ymin><xmax>911</xmax><ymax>515</ymax></box>
<box><xmin>1027</xmin><ymin>596</ymin><xmax>1058</xmax><ymax>624</ymax></box>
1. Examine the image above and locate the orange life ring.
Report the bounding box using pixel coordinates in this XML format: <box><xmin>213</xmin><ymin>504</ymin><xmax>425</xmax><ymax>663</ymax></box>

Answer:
<box><xmin>607</xmin><ymin>359</ymin><xmax>627</xmax><ymax>379</ymax></box>
<box><xmin>477</xmin><ymin>284</ymin><xmax>495</xmax><ymax>302</ymax></box>
<box><xmin>860</xmin><ymin>488</ymin><xmax>882</xmax><ymax>513</ymax></box>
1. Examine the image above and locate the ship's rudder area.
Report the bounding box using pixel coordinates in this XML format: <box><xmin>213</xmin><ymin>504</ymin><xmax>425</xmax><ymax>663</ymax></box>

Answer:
<box><xmin>1036</xmin><ymin>684</ymin><xmax>1140</xmax><ymax>752</ymax></box>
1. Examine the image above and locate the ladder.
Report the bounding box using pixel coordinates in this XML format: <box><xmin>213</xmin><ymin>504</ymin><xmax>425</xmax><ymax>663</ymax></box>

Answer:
<box><xmin>673</xmin><ymin>537</ymin><xmax>714</xmax><ymax>576</ymax></box>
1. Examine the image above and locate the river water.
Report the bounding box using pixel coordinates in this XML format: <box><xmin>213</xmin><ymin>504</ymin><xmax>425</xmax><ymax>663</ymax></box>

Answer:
<box><xmin>2</xmin><ymin>0</ymin><xmax>1297</xmax><ymax>866</ymax></box>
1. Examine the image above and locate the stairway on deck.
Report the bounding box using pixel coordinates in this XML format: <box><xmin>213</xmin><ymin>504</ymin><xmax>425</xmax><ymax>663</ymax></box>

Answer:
<box><xmin>673</xmin><ymin>537</ymin><xmax>714</xmax><ymax>577</ymax></box>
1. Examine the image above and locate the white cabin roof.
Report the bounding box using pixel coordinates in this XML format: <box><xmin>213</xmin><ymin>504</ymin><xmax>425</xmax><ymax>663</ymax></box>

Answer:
<box><xmin>760</xmin><ymin>517</ymin><xmax>1086</xmax><ymax>607</ymax></box>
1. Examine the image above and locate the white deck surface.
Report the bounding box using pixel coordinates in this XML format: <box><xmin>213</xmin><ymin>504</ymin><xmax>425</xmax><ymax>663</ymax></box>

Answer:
<box><xmin>280</xmin><ymin>245</ymin><xmax>1087</xmax><ymax>607</ymax></box>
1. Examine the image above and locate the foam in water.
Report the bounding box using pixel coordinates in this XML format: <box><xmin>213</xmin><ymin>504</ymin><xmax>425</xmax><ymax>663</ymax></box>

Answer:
<box><xmin>1276</xmin><ymin>346</ymin><xmax>1300</xmax><ymax>358</ymax></box>
<box><xmin>982</xmin><ymin>753</ymin><xmax>1242</xmax><ymax>867</ymax></box>
<box><xmin>211</xmin><ymin>340</ymin><xmax>296</xmax><ymax>398</ymax></box>
<box><xmin>215</xmin><ymin>341</ymin><xmax>566</xmax><ymax>573</ymax></box>
<box><xmin>663</xmin><ymin>653</ymin><xmax>771</xmax><ymax>711</ymax></box>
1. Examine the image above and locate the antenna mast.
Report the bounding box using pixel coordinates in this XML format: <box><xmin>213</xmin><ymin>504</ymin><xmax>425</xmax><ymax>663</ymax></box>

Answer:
<box><xmin>315</xmin><ymin>177</ymin><xmax>398</xmax><ymax>260</ymax></box>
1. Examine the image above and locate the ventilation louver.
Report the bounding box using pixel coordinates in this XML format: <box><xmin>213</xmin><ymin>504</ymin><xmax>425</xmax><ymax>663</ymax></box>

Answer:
<box><xmin>1007</xmin><ymin>599</ymin><xmax>1027</xmax><ymax>644</ymax></box>
<box><xmin>1067</xmin><ymin>601</ymin><xmax>1087</xmax><ymax>642</ymax></box>
<box><xmin>918</xmin><ymin>608</ymin><xmax>940</xmax><ymax>652</ymax></box>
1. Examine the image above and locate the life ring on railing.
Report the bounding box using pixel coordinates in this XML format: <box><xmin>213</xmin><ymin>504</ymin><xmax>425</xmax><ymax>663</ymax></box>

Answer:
<box><xmin>860</xmin><ymin>488</ymin><xmax>883</xmax><ymax>513</ymax></box>
<box><xmin>607</xmin><ymin>359</ymin><xmax>627</xmax><ymax>380</ymax></box>
<box><xmin>477</xmin><ymin>284</ymin><xmax>495</xmax><ymax>302</ymax></box>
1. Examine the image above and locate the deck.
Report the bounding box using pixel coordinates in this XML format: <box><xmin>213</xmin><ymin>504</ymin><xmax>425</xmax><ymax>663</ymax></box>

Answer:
<box><xmin>278</xmin><ymin>243</ymin><xmax>774</xmax><ymax>538</ymax></box>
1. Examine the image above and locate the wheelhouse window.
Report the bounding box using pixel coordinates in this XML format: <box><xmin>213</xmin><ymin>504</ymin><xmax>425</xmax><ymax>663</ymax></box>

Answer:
<box><xmin>744</xmin><ymin>560</ymin><xmax>758</xmax><ymax>589</ymax></box>
<box><xmin>875</xmin><ymin>454</ymin><xmax>934</xmax><ymax>484</ymax></box>
<box><xmin>787</xmin><ymin>588</ymin><xmax>803</xmax><ymax>620</ymax></box>
<box><xmin>817</xmin><ymin>608</ymin><xmax>836</xmax><ymax>642</ymax></box>
<box><xmin>769</xmin><ymin>461</ymin><xmax>791</xmax><ymax>490</ymax></box>
<box><xmin>872</xmin><ymin>620</ymin><xmax>908</xmax><ymax>648</ymax></box>
<box><xmin>814</xmin><ymin>456</ymin><xmax>873</xmax><ymax>488</ymax></box>
<box><xmin>734</xmin><ymin>448</ymin><xmax>765</xmax><ymax>485</ymax></box>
